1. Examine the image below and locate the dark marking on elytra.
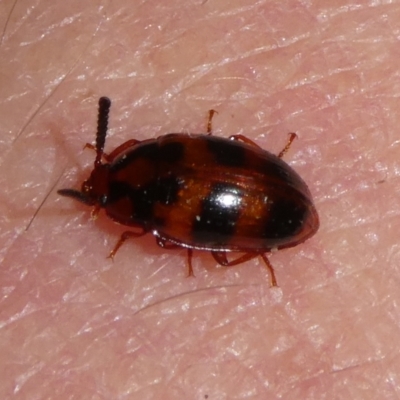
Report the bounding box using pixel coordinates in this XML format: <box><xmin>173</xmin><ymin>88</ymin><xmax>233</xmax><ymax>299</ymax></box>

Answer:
<box><xmin>112</xmin><ymin>141</ymin><xmax>159</xmax><ymax>171</ymax></box>
<box><xmin>206</xmin><ymin>137</ymin><xmax>246</xmax><ymax>167</ymax></box>
<box><xmin>159</xmin><ymin>141</ymin><xmax>185</xmax><ymax>163</ymax></box>
<box><xmin>156</xmin><ymin>176</ymin><xmax>182</xmax><ymax>205</ymax></box>
<box><xmin>264</xmin><ymin>198</ymin><xmax>307</xmax><ymax>239</ymax></box>
<box><xmin>192</xmin><ymin>182</ymin><xmax>243</xmax><ymax>244</ymax></box>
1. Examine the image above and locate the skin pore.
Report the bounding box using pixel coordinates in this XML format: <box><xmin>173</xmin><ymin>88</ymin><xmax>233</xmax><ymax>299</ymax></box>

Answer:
<box><xmin>1</xmin><ymin>1</ymin><xmax>400</xmax><ymax>398</ymax></box>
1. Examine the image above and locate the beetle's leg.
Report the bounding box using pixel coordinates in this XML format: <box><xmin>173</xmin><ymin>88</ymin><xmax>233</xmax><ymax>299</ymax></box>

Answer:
<box><xmin>84</xmin><ymin>139</ymin><xmax>141</xmax><ymax>163</ymax></box>
<box><xmin>156</xmin><ymin>237</ymin><xmax>195</xmax><ymax>277</ymax></box>
<box><xmin>277</xmin><ymin>132</ymin><xmax>297</xmax><ymax>158</ymax></box>
<box><xmin>108</xmin><ymin>228</ymin><xmax>146</xmax><ymax>259</ymax></box>
<box><xmin>230</xmin><ymin>132</ymin><xmax>297</xmax><ymax>160</ymax></box>
<box><xmin>90</xmin><ymin>204</ymin><xmax>101</xmax><ymax>220</ymax></box>
<box><xmin>211</xmin><ymin>251</ymin><xmax>278</xmax><ymax>287</ymax></box>
<box><xmin>207</xmin><ymin>109</ymin><xmax>218</xmax><ymax>135</ymax></box>
<box><xmin>83</xmin><ymin>143</ymin><xmax>111</xmax><ymax>163</ymax></box>
<box><xmin>187</xmin><ymin>249</ymin><xmax>194</xmax><ymax>277</ymax></box>
<box><xmin>84</xmin><ymin>142</ymin><xmax>96</xmax><ymax>152</ymax></box>
<box><xmin>260</xmin><ymin>254</ymin><xmax>278</xmax><ymax>287</ymax></box>
<box><xmin>211</xmin><ymin>251</ymin><xmax>259</xmax><ymax>266</ymax></box>
<box><xmin>229</xmin><ymin>134</ymin><xmax>263</xmax><ymax>149</ymax></box>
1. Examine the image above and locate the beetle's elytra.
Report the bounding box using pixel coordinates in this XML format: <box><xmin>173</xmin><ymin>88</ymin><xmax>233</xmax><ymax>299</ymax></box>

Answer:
<box><xmin>58</xmin><ymin>97</ymin><xmax>319</xmax><ymax>286</ymax></box>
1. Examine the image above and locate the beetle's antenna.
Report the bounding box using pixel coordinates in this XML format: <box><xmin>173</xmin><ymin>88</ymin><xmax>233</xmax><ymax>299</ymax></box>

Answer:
<box><xmin>95</xmin><ymin>97</ymin><xmax>111</xmax><ymax>166</ymax></box>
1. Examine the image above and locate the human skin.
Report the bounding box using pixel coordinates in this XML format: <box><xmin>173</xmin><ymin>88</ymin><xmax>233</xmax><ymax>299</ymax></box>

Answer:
<box><xmin>1</xmin><ymin>0</ymin><xmax>400</xmax><ymax>399</ymax></box>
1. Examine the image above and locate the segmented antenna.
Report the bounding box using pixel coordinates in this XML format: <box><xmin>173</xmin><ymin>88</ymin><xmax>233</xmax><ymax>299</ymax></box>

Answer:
<box><xmin>95</xmin><ymin>97</ymin><xmax>111</xmax><ymax>165</ymax></box>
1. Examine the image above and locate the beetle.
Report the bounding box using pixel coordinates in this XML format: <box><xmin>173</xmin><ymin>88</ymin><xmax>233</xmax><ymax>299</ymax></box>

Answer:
<box><xmin>58</xmin><ymin>97</ymin><xmax>319</xmax><ymax>286</ymax></box>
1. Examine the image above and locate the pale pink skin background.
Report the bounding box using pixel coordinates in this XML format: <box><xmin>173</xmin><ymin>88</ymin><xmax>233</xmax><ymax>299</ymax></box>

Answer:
<box><xmin>1</xmin><ymin>0</ymin><xmax>400</xmax><ymax>399</ymax></box>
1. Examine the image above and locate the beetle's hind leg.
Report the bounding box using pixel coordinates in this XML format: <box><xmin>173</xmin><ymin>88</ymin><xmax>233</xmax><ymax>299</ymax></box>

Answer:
<box><xmin>211</xmin><ymin>251</ymin><xmax>278</xmax><ymax>287</ymax></box>
<box><xmin>156</xmin><ymin>237</ymin><xmax>195</xmax><ymax>277</ymax></box>
<box><xmin>108</xmin><ymin>228</ymin><xmax>147</xmax><ymax>259</ymax></box>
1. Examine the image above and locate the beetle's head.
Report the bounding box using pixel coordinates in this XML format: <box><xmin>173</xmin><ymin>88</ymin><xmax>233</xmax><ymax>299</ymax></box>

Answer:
<box><xmin>58</xmin><ymin>163</ymin><xmax>110</xmax><ymax>208</ymax></box>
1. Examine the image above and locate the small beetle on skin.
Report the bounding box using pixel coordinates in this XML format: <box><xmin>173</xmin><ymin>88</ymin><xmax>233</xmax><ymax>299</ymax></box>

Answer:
<box><xmin>58</xmin><ymin>97</ymin><xmax>319</xmax><ymax>286</ymax></box>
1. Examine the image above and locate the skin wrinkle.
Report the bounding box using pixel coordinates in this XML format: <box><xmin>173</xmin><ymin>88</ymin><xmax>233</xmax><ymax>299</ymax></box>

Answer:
<box><xmin>2</xmin><ymin>0</ymin><xmax>400</xmax><ymax>399</ymax></box>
